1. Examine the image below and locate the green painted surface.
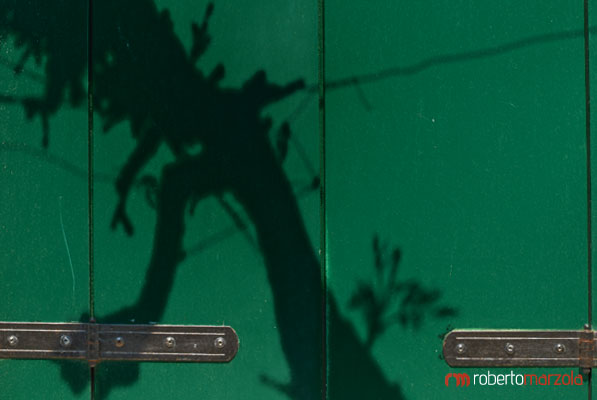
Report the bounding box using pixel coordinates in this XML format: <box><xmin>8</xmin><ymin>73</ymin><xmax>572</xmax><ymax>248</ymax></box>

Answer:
<box><xmin>326</xmin><ymin>1</ymin><xmax>589</xmax><ymax>399</ymax></box>
<box><xmin>1</xmin><ymin>0</ymin><xmax>322</xmax><ymax>398</ymax></box>
<box><xmin>1</xmin><ymin>0</ymin><xmax>596</xmax><ymax>399</ymax></box>
<box><xmin>90</xmin><ymin>1</ymin><xmax>321</xmax><ymax>399</ymax></box>
<box><xmin>591</xmin><ymin>1</ymin><xmax>597</xmax><ymax>398</ymax></box>
<box><xmin>0</xmin><ymin>1</ymin><xmax>90</xmax><ymax>398</ymax></box>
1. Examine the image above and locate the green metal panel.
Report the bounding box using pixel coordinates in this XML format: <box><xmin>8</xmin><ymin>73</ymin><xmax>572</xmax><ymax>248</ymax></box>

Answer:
<box><xmin>325</xmin><ymin>0</ymin><xmax>589</xmax><ymax>399</ymax></box>
<box><xmin>2</xmin><ymin>1</ymin><xmax>596</xmax><ymax>399</ymax></box>
<box><xmin>2</xmin><ymin>0</ymin><xmax>322</xmax><ymax>398</ymax></box>
<box><xmin>591</xmin><ymin>1</ymin><xmax>597</xmax><ymax>398</ymax></box>
<box><xmin>0</xmin><ymin>1</ymin><xmax>90</xmax><ymax>398</ymax></box>
<box><xmin>90</xmin><ymin>1</ymin><xmax>321</xmax><ymax>399</ymax></box>
<box><xmin>588</xmin><ymin>7</ymin><xmax>597</xmax><ymax>399</ymax></box>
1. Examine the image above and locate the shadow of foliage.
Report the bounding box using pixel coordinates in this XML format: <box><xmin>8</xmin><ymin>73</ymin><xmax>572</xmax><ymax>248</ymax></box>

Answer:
<box><xmin>0</xmin><ymin>0</ymin><xmax>87</xmax><ymax>147</ymax></box>
<box><xmin>4</xmin><ymin>1</ymin><xmax>582</xmax><ymax>399</ymax></box>
<box><xmin>349</xmin><ymin>234</ymin><xmax>457</xmax><ymax>348</ymax></box>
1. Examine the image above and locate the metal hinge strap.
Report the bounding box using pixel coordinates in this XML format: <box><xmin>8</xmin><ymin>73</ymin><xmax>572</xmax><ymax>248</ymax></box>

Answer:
<box><xmin>579</xmin><ymin>330</ymin><xmax>594</xmax><ymax>369</ymax></box>
<box><xmin>443</xmin><ymin>329</ymin><xmax>596</xmax><ymax>367</ymax></box>
<box><xmin>87</xmin><ymin>322</ymin><xmax>100</xmax><ymax>366</ymax></box>
<box><xmin>0</xmin><ymin>322</ymin><xmax>238</xmax><ymax>365</ymax></box>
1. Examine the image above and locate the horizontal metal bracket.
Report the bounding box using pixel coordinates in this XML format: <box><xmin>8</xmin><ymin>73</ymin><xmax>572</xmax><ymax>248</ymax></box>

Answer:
<box><xmin>0</xmin><ymin>322</ymin><xmax>238</xmax><ymax>364</ymax></box>
<box><xmin>443</xmin><ymin>329</ymin><xmax>594</xmax><ymax>367</ymax></box>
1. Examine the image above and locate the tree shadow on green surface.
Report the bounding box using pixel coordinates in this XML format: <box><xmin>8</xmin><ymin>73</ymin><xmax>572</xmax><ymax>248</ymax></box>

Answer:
<box><xmin>3</xmin><ymin>1</ymin><xmax>584</xmax><ymax>399</ymax></box>
<box><xmin>1</xmin><ymin>1</ymin><xmax>402</xmax><ymax>399</ymax></box>
<box><xmin>349</xmin><ymin>235</ymin><xmax>456</xmax><ymax>349</ymax></box>
<box><xmin>0</xmin><ymin>0</ymin><xmax>87</xmax><ymax>147</ymax></box>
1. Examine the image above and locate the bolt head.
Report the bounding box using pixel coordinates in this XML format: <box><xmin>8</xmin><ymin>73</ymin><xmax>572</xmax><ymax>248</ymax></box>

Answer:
<box><xmin>59</xmin><ymin>335</ymin><xmax>72</xmax><ymax>348</ymax></box>
<box><xmin>7</xmin><ymin>335</ymin><xmax>18</xmax><ymax>347</ymax></box>
<box><xmin>215</xmin><ymin>337</ymin><xmax>226</xmax><ymax>349</ymax></box>
<box><xmin>114</xmin><ymin>337</ymin><xmax>125</xmax><ymax>348</ymax></box>
<box><xmin>554</xmin><ymin>343</ymin><xmax>566</xmax><ymax>354</ymax></box>
<box><xmin>164</xmin><ymin>336</ymin><xmax>176</xmax><ymax>348</ymax></box>
<box><xmin>505</xmin><ymin>343</ymin><xmax>515</xmax><ymax>355</ymax></box>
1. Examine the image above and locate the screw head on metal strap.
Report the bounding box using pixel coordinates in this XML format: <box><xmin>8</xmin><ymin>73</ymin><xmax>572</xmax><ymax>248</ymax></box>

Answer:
<box><xmin>114</xmin><ymin>337</ymin><xmax>125</xmax><ymax>348</ymax></box>
<box><xmin>164</xmin><ymin>337</ymin><xmax>176</xmax><ymax>348</ymax></box>
<box><xmin>7</xmin><ymin>335</ymin><xmax>18</xmax><ymax>347</ymax></box>
<box><xmin>59</xmin><ymin>335</ymin><xmax>72</xmax><ymax>348</ymax></box>
<box><xmin>504</xmin><ymin>343</ymin><xmax>515</xmax><ymax>355</ymax></box>
<box><xmin>554</xmin><ymin>343</ymin><xmax>566</xmax><ymax>354</ymax></box>
<box><xmin>215</xmin><ymin>337</ymin><xmax>226</xmax><ymax>349</ymax></box>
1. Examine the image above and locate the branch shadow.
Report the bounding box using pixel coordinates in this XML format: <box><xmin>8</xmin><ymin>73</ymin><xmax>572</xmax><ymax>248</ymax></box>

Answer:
<box><xmin>0</xmin><ymin>1</ymin><xmax>586</xmax><ymax>399</ymax></box>
<box><xmin>349</xmin><ymin>235</ymin><xmax>457</xmax><ymax>349</ymax></box>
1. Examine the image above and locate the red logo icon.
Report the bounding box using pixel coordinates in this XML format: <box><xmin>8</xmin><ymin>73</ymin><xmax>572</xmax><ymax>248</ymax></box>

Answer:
<box><xmin>445</xmin><ymin>373</ymin><xmax>471</xmax><ymax>387</ymax></box>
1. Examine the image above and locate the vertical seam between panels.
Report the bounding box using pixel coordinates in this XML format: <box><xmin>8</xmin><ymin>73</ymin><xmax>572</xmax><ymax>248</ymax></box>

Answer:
<box><xmin>318</xmin><ymin>0</ymin><xmax>327</xmax><ymax>398</ymax></box>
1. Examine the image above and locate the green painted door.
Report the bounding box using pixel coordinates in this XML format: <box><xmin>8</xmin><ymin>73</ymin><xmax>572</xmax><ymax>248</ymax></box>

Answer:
<box><xmin>2</xmin><ymin>0</ymin><xmax>322</xmax><ymax>398</ymax></box>
<box><xmin>0</xmin><ymin>1</ymin><xmax>91</xmax><ymax>398</ymax></box>
<box><xmin>1</xmin><ymin>0</ymin><xmax>596</xmax><ymax>399</ymax></box>
<box><xmin>325</xmin><ymin>0</ymin><xmax>592</xmax><ymax>399</ymax></box>
<box><xmin>90</xmin><ymin>1</ymin><xmax>322</xmax><ymax>398</ymax></box>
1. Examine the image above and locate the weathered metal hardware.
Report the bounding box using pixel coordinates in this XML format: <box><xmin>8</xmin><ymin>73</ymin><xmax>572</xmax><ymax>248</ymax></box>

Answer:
<box><xmin>0</xmin><ymin>322</ymin><xmax>238</xmax><ymax>364</ymax></box>
<box><xmin>443</xmin><ymin>329</ymin><xmax>596</xmax><ymax>367</ymax></box>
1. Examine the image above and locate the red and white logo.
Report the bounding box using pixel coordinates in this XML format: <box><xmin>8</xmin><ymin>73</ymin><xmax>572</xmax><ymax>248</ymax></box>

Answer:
<box><xmin>445</xmin><ymin>373</ymin><xmax>471</xmax><ymax>387</ymax></box>
<box><xmin>445</xmin><ymin>370</ymin><xmax>583</xmax><ymax>387</ymax></box>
